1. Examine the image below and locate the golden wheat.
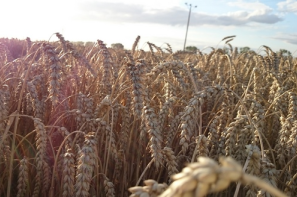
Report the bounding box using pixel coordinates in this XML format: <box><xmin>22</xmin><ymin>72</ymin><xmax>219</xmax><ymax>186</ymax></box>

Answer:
<box><xmin>0</xmin><ymin>34</ymin><xmax>296</xmax><ymax>197</ymax></box>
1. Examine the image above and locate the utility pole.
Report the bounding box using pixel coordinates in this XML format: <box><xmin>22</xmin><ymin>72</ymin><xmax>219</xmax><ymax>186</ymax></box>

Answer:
<box><xmin>183</xmin><ymin>3</ymin><xmax>197</xmax><ymax>51</ymax></box>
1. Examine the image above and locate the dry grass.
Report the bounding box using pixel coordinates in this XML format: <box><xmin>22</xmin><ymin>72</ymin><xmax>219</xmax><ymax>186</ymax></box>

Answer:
<box><xmin>0</xmin><ymin>34</ymin><xmax>296</xmax><ymax>197</ymax></box>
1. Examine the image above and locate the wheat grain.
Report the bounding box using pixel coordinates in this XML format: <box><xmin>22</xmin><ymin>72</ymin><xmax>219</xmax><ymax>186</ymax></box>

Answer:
<box><xmin>225</xmin><ymin>111</ymin><xmax>248</xmax><ymax>157</ymax></box>
<box><xmin>42</xmin><ymin>43</ymin><xmax>62</xmax><ymax>108</ymax></box>
<box><xmin>104</xmin><ymin>176</ymin><xmax>115</xmax><ymax>197</ymax></box>
<box><xmin>75</xmin><ymin>132</ymin><xmax>97</xmax><ymax>197</ymax></box>
<box><xmin>16</xmin><ymin>157</ymin><xmax>29</xmax><ymax>197</ymax></box>
<box><xmin>129</xmin><ymin>179</ymin><xmax>167</xmax><ymax>197</ymax></box>
<box><xmin>163</xmin><ymin>147</ymin><xmax>178</xmax><ymax>181</ymax></box>
<box><xmin>257</xmin><ymin>156</ymin><xmax>277</xmax><ymax>197</ymax></box>
<box><xmin>159</xmin><ymin>157</ymin><xmax>286</xmax><ymax>197</ymax></box>
<box><xmin>62</xmin><ymin>148</ymin><xmax>75</xmax><ymax>197</ymax></box>
<box><xmin>143</xmin><ymin>105</ymin><xmax>163</xmax><ymax>168</ymax></box>
<box><xmin>132</xmin><ymin>35</ymin><xmax>140</xmax><ymax>56</ymax></box>
<box><xmin>0</xmin><ymin>43</ymin><xmax>13</xmax><ymax>63</ymax></box>
<box><xmin>33</xmin><ymin>118</ymin><xmax>47</xmax><ymax>197</ymax></box>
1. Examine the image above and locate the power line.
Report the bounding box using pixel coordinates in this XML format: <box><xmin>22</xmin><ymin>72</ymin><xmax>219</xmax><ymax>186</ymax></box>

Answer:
<box><xmin>183</xmin><ymin>3</ymin><xmax>197</xmax><ymax>51</ymax></box>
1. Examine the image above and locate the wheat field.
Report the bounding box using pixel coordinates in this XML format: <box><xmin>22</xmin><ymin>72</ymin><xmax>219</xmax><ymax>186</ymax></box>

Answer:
<box><xmin>0</xmin><ymin>34</ymin><xmax>296</xmax><ymax>197</ymax></box>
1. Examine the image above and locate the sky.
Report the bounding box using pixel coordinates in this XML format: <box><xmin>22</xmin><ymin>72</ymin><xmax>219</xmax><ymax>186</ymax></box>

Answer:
<box><xmin>0</xmin><ymin>0</ymin><xmax>297</xmax><ymax>54</ymax></box>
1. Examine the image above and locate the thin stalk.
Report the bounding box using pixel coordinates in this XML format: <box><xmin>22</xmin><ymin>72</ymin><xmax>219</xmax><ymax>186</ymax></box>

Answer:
<box><xmin>49</xmin><ymin>130</ymin><xmax>85</xmax><ymax>197</ymax></box>
<box><xmin>242</xmin><ymin>174</ymin><xmax>287</xmax><ymax>197</ymax></box>
<box><xmin>7</xmin><ymin>62</ymin><xmax>32</xmax><ymax>197</ymax></box>
<box><xmin>135</xmin><ymin>159</ymin><xmax>154</xmax><ymax>186</ymax></box>
<box><xmin>105</xmin><ymin>106</ymin><xmax>113</xmax><ymax>175</ymax></box>
<box><xmin>234</xmin><ymin>147</ymin><xmax>253</xmax><ymax>197</ymax></box>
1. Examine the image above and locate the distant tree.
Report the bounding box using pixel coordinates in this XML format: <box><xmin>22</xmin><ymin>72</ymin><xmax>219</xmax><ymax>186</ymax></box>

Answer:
<box><xmin>185</xmin><ymin>46</ymin><xmax>197</xmax><ymax>53</ymax></box>
<box><xmin>240</xmin><ymin>46</ymin><xmax>250</xmax><ymax>53</ymax></box>
<box><xmin>111</xmin><ymin>43</ymin><xmax>124</xmax><ymax>50</ymax></box>
<box><xmin>84</xmin><ymin>42</ymin><xmax>94</xmax><ymax>47</ymax></box>
<box><xmin>73</xmin><ymin>41</ymin><xmax>84</xmax><ymax>46</ymax></box>
<box><xmin>0</xmin><ymin>38</ymin><xmax>26</xmax><ymax>58</ymax></box>
<box><xmin>277</xmin><ymin>49</ymin><xmax>292</xmax><ymax>56</ymax></box>
<box><xmin>223</xmin><ymin>47</ymin><xmax>230</xmax><ymax>55</ymax></box>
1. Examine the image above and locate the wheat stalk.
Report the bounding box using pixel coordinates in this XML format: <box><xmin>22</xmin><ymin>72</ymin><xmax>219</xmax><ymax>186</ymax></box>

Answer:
<box><xmin>159</xmin><ymin>157</ymin><xmax>287</xmax><ymax>197</ymax></box>
<box><xmin>75</xmin><ymin>132</ymin><xmax>97</xmax><ymax>197</ymax></box>
<box><xmin>16</xmin><ymin>157</ymin><xmax>29</xmax><ymax>197</ymax></box>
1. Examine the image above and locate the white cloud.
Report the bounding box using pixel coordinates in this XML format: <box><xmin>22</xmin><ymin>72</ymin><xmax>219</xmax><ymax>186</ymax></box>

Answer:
<box><xmin>74</xmin><ymin>1</ymin><xmax>282</xmax><ymax>26</ymax></box>
<box><xmin>278</xmin><ymin>0</ymin><xmax>297</xmax><ymax>13</ymax></box>
<box><xmin>272</xmin><ymin>33</ymin><xmax>297</xmax><ymax>45</ymax></box>
<box><xmin>228</xmin><ymin>0</ymin><xmax>272</xmax><ymax>11</ymax></box>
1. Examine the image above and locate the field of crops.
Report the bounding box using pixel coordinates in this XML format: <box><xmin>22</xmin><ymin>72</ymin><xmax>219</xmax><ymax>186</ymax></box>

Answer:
<box><xmin>0</xmin><ymin>34</ymin><xmax>296</xmax><ymax>197</ymax></box>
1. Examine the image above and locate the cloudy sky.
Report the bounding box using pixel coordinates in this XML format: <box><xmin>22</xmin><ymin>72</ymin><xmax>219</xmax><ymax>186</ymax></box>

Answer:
<box><xmin>1</xmin><ymin>0</ymin><xmax>297</xmax><ymax>54</ymax></box>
